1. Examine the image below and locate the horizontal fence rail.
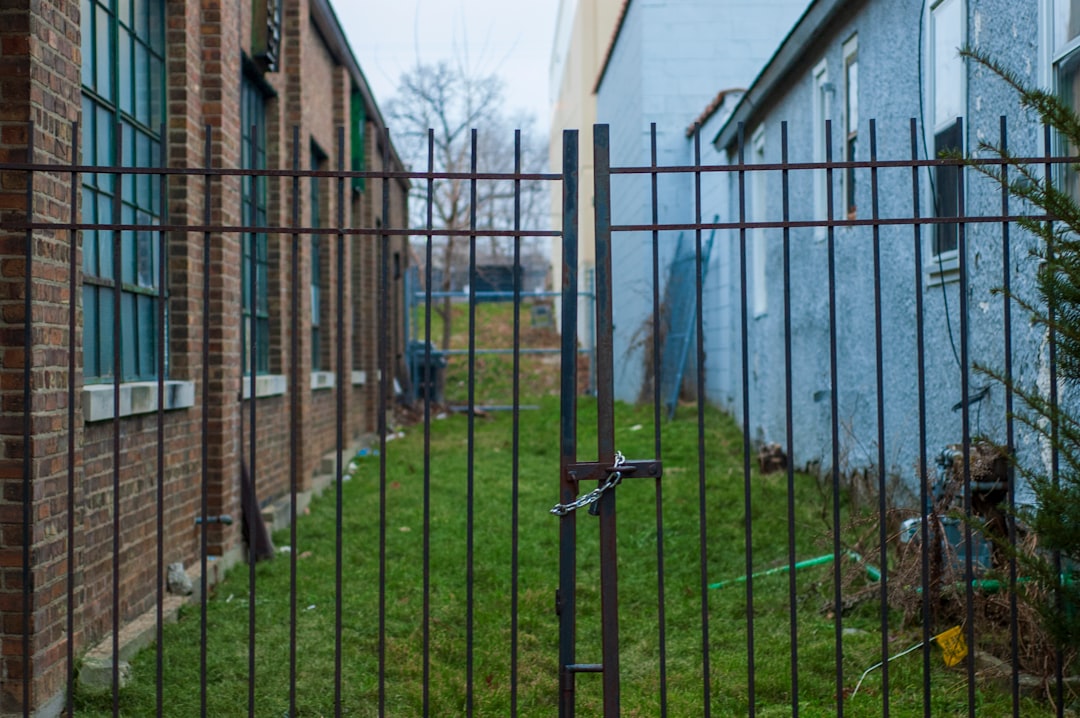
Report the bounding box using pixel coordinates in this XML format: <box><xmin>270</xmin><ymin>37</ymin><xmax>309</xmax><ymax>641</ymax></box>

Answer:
<box><xmin>1</xmin><ymin>115</ymin><xmax>1076</xmax><ymax>718</ymax></box>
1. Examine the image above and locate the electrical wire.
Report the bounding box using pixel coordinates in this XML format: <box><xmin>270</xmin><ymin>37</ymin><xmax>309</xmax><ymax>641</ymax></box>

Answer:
<box><xmin>917</xmin><ymin>0</ymin><xmax>964</xmax><ymax>372</ymax></box>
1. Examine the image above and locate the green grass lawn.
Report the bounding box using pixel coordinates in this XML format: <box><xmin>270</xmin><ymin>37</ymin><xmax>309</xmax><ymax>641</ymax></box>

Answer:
<box><xmin>73</xmin><ymin>394</ymin><xmax>1052</xmax><ymax>716</ymax></box>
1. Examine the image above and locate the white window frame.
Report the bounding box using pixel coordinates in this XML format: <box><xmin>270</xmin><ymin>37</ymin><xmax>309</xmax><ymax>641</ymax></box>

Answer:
<box><xmin>1042</xmin><ymin>0</ymin><xmax>1080</xmax><ymax>196</ymax></box>
<box><xmin>924</xmin><ymin>0</ymin><xmax>967</xmax><ymax>281</ymax></box>
<box><xmin>751</xmin><ymin>126</ymin><xmax>768</xmax><ymax>319</ymax></box>
<box><xmin>842</xmin><ymin>35</ymin><xmax>859</xmax><ymax>222</ymax></box>
<box><xmin>812</xmin><ymin>60</ymin><xmax>831</xmax><ymax>241</ymax></box>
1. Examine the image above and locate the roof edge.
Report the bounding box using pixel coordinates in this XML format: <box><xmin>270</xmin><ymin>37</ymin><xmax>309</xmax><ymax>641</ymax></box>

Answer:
<box><xmin>712</xmin><ymin>0</ymin><xmax>852</xmax><ymax>152</ymax></box>
<box><xmin>309</xmin><ymin>0</ymin><xmax>408</xmax><ymax>179</ymax></box>
<box><xmin>592</xmin><ymin>0</ymin><xmax>633</xmax><ymax>95</ymax></box>
<box><xmin>687</xmin><ymin>88</ymin><xmax>745</xmax><ymax>137</ymax></box>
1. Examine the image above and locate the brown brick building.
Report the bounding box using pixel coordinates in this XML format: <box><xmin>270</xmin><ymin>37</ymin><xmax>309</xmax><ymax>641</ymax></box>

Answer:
<box><xmin>0</xmin><ymin>0</ymin><xmax>409</xmax><ymax>713</ymax></box>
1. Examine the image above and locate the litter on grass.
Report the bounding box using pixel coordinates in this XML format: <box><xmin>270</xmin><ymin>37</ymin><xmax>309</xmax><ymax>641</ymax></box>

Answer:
<box><xmin>709</xmin><ymin>551</ymin><xmax>880</xmax><ymax>590</ymax></box>
<box><xmin>850</xmin><ymin>626</ymin><xmax>968</xmax><ymax>699</ymax></box>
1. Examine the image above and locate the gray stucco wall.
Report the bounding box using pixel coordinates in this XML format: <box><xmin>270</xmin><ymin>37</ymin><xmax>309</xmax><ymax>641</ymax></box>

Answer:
<box><xmin>705</xmin><ymin>0</ymin><xmax>1052</xmax><ymax>502</ymax></box>
<box><xmin>595</xmin><ymin>0</ymin><xmax>811</xmax><ymax>402</ymax></box>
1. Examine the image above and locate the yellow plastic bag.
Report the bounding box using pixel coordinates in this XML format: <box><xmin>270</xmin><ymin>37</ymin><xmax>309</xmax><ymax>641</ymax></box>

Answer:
<box><xmin>935</xmin><ymin>625</ymin><xmax>968</xmax><ymax>667</ymax></box>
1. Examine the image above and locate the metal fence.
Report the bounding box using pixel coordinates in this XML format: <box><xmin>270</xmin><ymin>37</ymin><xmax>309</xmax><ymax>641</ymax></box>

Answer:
<box><xmin>2</xmin><ymin>117</ymin><xmax>1077</xmax><ymax>717</ymax></box>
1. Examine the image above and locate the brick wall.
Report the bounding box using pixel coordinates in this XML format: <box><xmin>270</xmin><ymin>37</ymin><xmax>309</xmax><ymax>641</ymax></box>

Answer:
<box><xmin>0</xmin><ymin>0</ymin><xmax>81</xmax><ymax>710</ymax></box>
<box><xmin>0</xmin><ymin>0</ymin><xmax>410</xmax><ymax>712</ymax></box>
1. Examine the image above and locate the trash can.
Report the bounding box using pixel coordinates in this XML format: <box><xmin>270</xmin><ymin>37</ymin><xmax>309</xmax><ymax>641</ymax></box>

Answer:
<box><xmin>408</xmin><ymin>340</ymin><xmax>447</xmax><ymax>404</ymax></box>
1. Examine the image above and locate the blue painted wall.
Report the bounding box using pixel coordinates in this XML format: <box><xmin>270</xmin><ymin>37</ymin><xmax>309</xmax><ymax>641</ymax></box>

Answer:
<box><xmin>703</xmin><ymin>0</ymin><xmax>1054</xmax><ymax>502</ymax></box>
<box><xmin>595</xmin><ymin>0</ymin><xmax>1064</xmax><ymax>503</ymax></box>
<box><xmin>595</xmin><ymin>0</ymin><xmax>811</xmax><ymax>401</ymax></box>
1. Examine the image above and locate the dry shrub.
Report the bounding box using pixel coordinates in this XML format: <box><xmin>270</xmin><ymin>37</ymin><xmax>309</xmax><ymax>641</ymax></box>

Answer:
<box><xmin>839</xmin><ymin>451</ymin><xmax>1078</xmax><ymax>698</ymax></box>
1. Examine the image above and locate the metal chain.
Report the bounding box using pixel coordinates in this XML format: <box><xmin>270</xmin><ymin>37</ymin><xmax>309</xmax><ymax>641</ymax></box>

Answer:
<box><xmin>550</xmin><ymin>451</ymin><xmax>626</xmax><ymax>516</ymax></box>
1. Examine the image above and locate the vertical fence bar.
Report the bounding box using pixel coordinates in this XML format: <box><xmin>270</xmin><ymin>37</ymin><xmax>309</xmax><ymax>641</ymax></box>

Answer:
<box><xmin>734</xmin><ymin>124</ymin><xmax>751</xmax><ymax>716</ymax></box>
<box><xmin>511</xmin><ymin>129</ymin><xmax>522</xmax><ymax>718</ymax></box>
<box><xmin>200</xmin><ymin>124</ymin><xmax>212</xmax><ymax>718</ymax></box>
<box><xmin>736</xmin><ymin>123</ymin><xmax>752</xmax><ymax>717</ymax></box>
<box><xmin>592</xmin><ymin>122</ymin><xmax>620</xmax><ymax>717</ymax></box>
<box><xmin>334</xmin><ymin>125</ymin><xmax>347</xmax><ymax>718</ymax></box>
<box><xmin>111</xmin><ymin>121</ymin><xmax>123</xmax><ymax>718</ymax></box>
<box><xmin>692</xmin><ymin>125</ymin><xmax>711</xmax><ymax>712</ymax></box>
<box><xmin>869</xmin><ymin>119</ymin><xmax>890</xmax><ymax>716</ymax></box>
<box><xmin>909</xmin><ymin>118</ymin><xmax>931</xmax><ymax>718</ymax></box>
<box><xmin>1000</xmin><ymin>116</ymin><xmax>1019</xmax><ymax>718</ymax></box>
<box><xmin>423</xmin><ymin>128</ymin><xmax>435</xmax><ymax>717</ymax></box>
<box><xmin>649</xmin><ymin>122</ymin><xmax>668</xmax><ymax>718</ymax></box>
<box><xmin>22</xmin><ymin>121</ymin><xmax>34</xmax><ymax>718</ymax></box>
<box><xmin>289</xmin><ymin>124</ymin><xmax>301</xmax><ymax>718</ymax></box>
<box><xmin>780</xmin><ymin>121</ymin><xmax>799</xmax><ymax>717</ymax></box>
<box><xmin>1044</xmin><ymin>123</ymin><xmax>1064</xmax><ymax>718</ymax></box>
<box><xmin>558</xmin><ymin>129</ymin><xmax>580</xmax><ymax>718</ymax></box>
<box><xmin>66</xmin><ymin>119</ymin><xmax>78</xmax><ymax>718</ymax></box>
<box><xmin>825</xmin><ymin>119</ymin><xmax>844</xmax><ymax>718</ymax></box>
<box><xmin>466</xmin><ymin>128</ymin><xmax>478</xmax><ymax>718</ymax></box>
<box><xmin>954</xmin><ymin>117</ymin><xmax>975</xmax><ymax>718</ymax></box>
<box><xmin>378</xmin><ymin>128</ymin><xmax>391</xmax><ymax>718</ymax></box>
<box><xmin>246</xmin><ymin>120</ymin><xmax>259</xmax><ymax>718</ymax></box>
<box><xmin>155</xmin><ymin>122</ymin><xmax>168</xmax><ymax>718</ymax></box>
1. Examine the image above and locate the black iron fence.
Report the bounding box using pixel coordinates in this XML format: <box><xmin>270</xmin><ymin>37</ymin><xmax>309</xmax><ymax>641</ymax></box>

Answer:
<box><xmin>1</xmin><ymin>118</ymin><xmax>1076</xmax><ymax>717</ymax></box>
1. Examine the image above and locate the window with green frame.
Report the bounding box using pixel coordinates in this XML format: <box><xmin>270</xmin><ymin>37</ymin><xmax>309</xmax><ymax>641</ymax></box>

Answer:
<box><xmin>311</xmin><ymin>142</ymin><xmax>326</xmax><ymax>371</ymax></box>
<box><xmin>80</xmin><ymin>0</ymin><xmax>166</xmax><ymax>382</ymax></box>
<box><xmin>241</xmin><ymin>71</ymin><xmax>270</xmax><ymax>375</ymax></box>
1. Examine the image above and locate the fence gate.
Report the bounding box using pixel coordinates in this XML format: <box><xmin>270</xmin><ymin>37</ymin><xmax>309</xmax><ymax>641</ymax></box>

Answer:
<box><xmin>554</xmin><ymin>126</ymin><xmax>665</xmax><ymax>717</ymax></box>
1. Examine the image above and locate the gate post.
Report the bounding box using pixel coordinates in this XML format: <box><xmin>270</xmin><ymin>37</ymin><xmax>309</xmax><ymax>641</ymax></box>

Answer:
<box><xmin>558</xmin><ymin>129</ymin><xmax>580</xmax><ymax>718</ymax></box>
<box><xmin>592</xmin><ymin>123</ymin><xmax>620</xmax><ymax>716</ymax></box>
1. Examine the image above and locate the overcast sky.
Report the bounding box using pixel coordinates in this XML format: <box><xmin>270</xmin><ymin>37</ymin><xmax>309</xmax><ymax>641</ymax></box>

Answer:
<box><xmin>334</xmin><ymin>0</ymin><xmax>562</xmax><ymax>132</ymax></box>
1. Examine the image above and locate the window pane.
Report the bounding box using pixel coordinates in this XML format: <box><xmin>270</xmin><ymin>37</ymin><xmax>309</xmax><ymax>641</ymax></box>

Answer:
<box><xmin>121</xmin><ymin>291</ymin><xmax>136</xmax><ymax>379</ymax></box>
<box><xmin>133</xmin><ymin>0</ymin><xmax>147</xmax><ymax>38</ymax></box>
<box><xmin>846</xmin><ymin>136</ymin><xmax>857</xmax><ymax>218</ymax></box>
<box><xmin>99</xmin><ymin>283</ymin><xmax>115</xmax><ymax>378</ymax></box>
<box><xmin>121</xmin><ymin>121</ymin><xmax>135</xmax><ymax>202</ymax></box>
<box><xmin>137</xmin><ymin>293</ymin><xmax>156</xmax><ymax>378</ymax></box>
<box><xmin>257</xmin><ymin>259</ymin><xmax>268</xmax><ymax>315</ymax></box>
<box><xmin>134</xmin><ymin>42</ymin><xmax>150</xmax><ymax>125</ymax></box>
<box><xmin>95</xmin><ymin>5</ymin><xmax>112</xmax><ymax>101</ymax></box>
<box><xmin>98</xmin><ymin>198</ymin><xmax>114</xmax><ymax>278</ymax></box>
<box><xmin>136</xmin><ymin>131</ymin><xmax>151</xmax><ymax>207</ymax></box>
<box><xmin>136</xmin><ymin>226</ymin><xmax>154</xmax><ymax>287</ymax></box>
<box><xmin>150</xmin><ymin>140</ymin><xmax>161</xmax><ymax>214</ymax></box>
<box><xmin>258</xmin><ymin>318</ymin><xmax>269</xmax><ymax>373</ymax></box>
<box><xmin>83</xmin><ymin>195</ymin><xmax>99</xmax><ymax>277</ymax></box>
<box><xmin>932</xmin><ymin>0</ymin><xmax>963</xmax><ymax>128</ymax></box>
<box><xmin>121</xmin><ymin>228</ymin><xmax>135</xmax><ymax>285</ymax></box>
<box><xmin>83</xmin><ymin>285</ymin><xmax>99</xmax><ymax>378</ymax></box>
<box><xmin>1056</xmin><ymin>0</ymin><xmax>1080</xmax><ymax>51</ymax></box>
<box><xmin>846</xmin><ymin>58</ymin><xmax>858</xmax><ymax>131</ymax></box>
<box><xmin>933</xmin><ymin>123</ymin><xmax>962</xmax><ymax>256</ymax></box>
<box><xmin>81</xmin><ymin>0</ymin><xmax>94</xmax><ymax>89</ymax></box>
<box><xmin>149</xmin><ymin>56</ymin><xmax>163</xmax><ymax>129</ymax></box>
<box><xmin>96</xmin><ymin>105</ymin><xmax>114</xmax><ymax>192</ymax></box>
<box><xmin>1059</xmin><ymin>48</ymin><xmax>1080</xmax><ymax>201</ymax></box>
<box><xmin>119</xmin><ymin>28</ymin><xmax>133</xmax><ymax>115</ymax></box>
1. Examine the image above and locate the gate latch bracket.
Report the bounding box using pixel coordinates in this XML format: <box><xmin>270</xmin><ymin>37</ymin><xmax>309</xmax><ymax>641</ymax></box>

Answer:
<box><xmin>567</xmin><ymin>459</ymin><xmax>662</xmax><ymax>484</ymax></box>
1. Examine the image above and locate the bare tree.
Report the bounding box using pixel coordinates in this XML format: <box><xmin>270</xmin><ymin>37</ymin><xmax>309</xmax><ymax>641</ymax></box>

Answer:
<box><xmin>386</xmin><ymin>61</ymin><xmax>549</xmax><ymax>349</ymax></box>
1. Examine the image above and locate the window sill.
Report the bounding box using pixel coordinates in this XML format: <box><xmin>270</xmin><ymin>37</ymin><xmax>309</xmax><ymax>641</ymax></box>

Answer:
<box><xmin>351</xmin><ymin>370</ymin><xmax>382</xmax><ymax>386</ymax></box>
<box><xmin>83</xmin><ymin>381</ymin><xmax>196</xmax><ymax>423</ymax></box>
<box><xmin>241</xmin><ymin>374</ymin><xmax>287</xmax><ymax>400</ymax></box>
<box><xmin>926</xmin><ymin>252</ymin><xmax>960</xmax><ymax>287</ymax></box>
<box><xmin>311</xmin><ymin>371</ymin><xmax>336</xmax><ymax>391</ymax></box>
